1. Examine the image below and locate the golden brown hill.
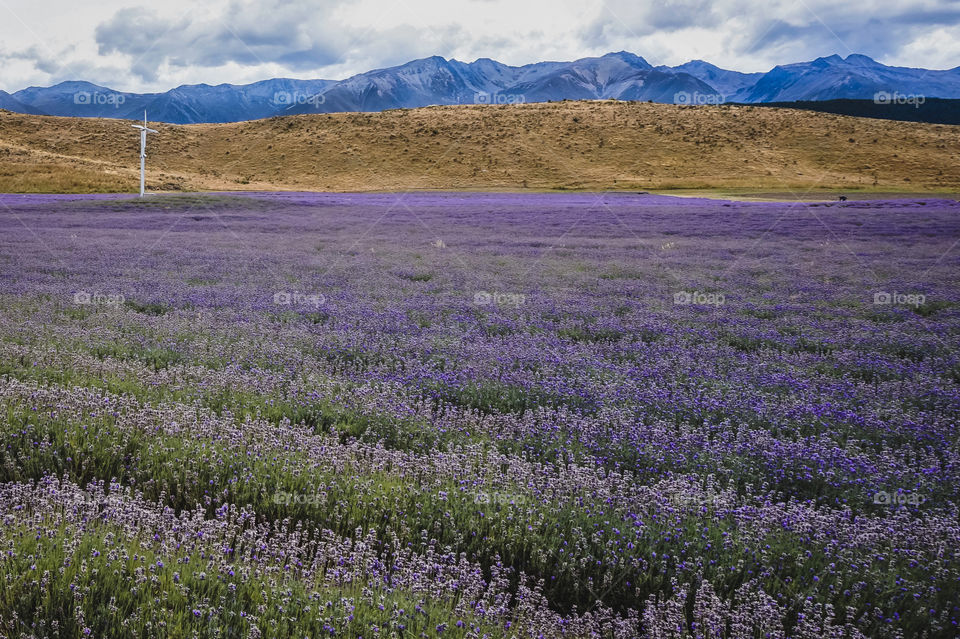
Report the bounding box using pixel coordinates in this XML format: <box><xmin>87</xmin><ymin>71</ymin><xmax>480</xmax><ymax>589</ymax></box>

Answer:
<box><xmin>0</xmin><ymin>100</ymin><xmax>958</xmax><ymax>194</ymax></box>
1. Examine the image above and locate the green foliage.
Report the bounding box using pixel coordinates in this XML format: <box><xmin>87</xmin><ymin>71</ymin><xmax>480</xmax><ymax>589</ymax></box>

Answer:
<box><xmin>124</xmin><ymin>299</ymin><xmax>169</xmax><ymax>316</ymax></box>
<box><xmin>0</xmin><ymin>520</ymin><xmax>496</xmax><ymax>639</ymax></box>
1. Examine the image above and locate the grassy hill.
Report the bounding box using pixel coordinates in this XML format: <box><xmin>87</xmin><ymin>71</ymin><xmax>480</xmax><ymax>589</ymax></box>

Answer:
<box><xmin>1</xmin><ymin>100</ymin><xmax>958</xmax><ymax>194</ymax></box>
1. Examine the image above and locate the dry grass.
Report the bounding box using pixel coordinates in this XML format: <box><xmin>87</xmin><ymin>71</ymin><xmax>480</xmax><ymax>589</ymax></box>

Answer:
<box><xmin>1</xmin><ymin>100</ymin><xmax>958</xmax><ymax>194</ymax></box>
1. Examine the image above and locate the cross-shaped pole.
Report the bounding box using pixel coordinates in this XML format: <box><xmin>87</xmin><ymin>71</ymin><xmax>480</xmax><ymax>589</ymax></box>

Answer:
<box><xmin>131</xmin><ymin>111</ymin><xmax>158</xmax><ymax>197</ymax></box>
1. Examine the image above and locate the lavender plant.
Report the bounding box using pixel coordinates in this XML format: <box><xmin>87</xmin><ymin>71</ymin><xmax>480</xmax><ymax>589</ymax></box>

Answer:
<box><xmin>0</xmin><ymin>191</ymin><xmax>957</xmax><ymax>638</ymax></box>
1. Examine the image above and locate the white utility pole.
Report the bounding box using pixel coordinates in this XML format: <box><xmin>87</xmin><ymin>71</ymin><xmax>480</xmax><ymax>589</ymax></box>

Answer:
<box><xmin>132</xmin><ymin>112</ymin><xmax>158</xmax><ymax>197</ymax></box>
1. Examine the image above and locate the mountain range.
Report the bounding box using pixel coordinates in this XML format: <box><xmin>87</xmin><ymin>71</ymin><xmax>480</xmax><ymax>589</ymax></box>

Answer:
<box><xmin>2</xmin><ymin>52</ymin><xmax>958</xmax><ymax>124</ymax></box>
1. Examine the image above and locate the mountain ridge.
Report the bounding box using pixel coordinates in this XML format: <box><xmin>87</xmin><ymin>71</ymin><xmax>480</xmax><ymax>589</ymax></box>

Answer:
<box><xmin>5</xmin><ymin>52</ymin><xmax>960</xmax><ymax>124</ymax></box>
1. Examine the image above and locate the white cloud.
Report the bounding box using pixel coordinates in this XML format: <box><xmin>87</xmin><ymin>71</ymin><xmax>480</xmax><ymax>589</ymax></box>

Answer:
<box><xmin>896</xmin><ymin>24</ymin><xmax>960</xmax><ymax>69</ymax></box>
<box><xmin>581</xmin><ymin>0</ymin><xmax>960</xmax><ymax>71</ymax></box>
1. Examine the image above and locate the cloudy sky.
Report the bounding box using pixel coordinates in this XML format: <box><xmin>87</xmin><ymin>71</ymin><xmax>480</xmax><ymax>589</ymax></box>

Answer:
<box><xmin>2</xmin><ymin>0</ymin><xmax>959</xmax><ymax>92</ymax></box>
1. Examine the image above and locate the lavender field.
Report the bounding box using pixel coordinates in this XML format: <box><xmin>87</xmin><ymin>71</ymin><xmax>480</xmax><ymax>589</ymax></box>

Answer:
<box><xmin>0</xmin><ymin>191</ymin><xmax>958</xmax><ymax>639</ymax></box>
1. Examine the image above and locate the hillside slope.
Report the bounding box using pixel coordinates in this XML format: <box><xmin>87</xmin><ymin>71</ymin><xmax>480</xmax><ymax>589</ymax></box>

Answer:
<box><xmin>0</xmin><ymin>101</ymin><xmax>958</xmax><ymax>193</ymax></box>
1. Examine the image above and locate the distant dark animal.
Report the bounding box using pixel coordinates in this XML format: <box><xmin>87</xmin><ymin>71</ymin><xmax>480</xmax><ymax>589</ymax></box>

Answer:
<box><xmin>838</xmin><ymin>196</ymin><xmax>847</xmax><ymax>202</ymax></box>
